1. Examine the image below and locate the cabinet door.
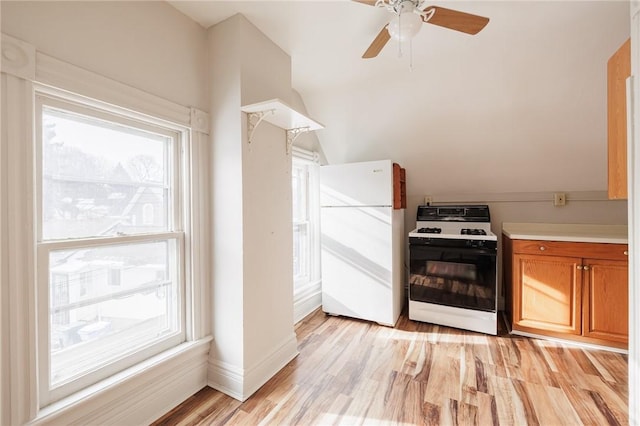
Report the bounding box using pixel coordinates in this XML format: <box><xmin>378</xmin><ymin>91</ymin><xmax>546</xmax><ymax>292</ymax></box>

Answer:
<box><xmin>513</xmin><ymin>254</ymin><xmax>582</xmax><ymax>335</ymax></box>
<box><xmin>582</xmin><ymin>259</ymin><xmax>628</xmax><ymax>343</ymax></box>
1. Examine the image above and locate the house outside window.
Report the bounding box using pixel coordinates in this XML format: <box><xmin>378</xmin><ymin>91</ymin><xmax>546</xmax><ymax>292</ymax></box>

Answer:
<box><xmin>79</xmin><ymin>271</ymin><xmax>90</xmax><ymax>297</ymax></box>
<box><xmin>36</xmin><ymin>92</ymin><xmax>186</xmax><ymax>406</ymax></box>
<box><xmin>143</xmin><ymin>202</ymin><xmax>155</xmax><ymax>225</ymax></box>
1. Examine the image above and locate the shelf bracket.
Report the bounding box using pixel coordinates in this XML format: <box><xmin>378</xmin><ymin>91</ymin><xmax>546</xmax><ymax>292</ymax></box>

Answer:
<box><xmin>286</xmin><ymin>127</ymin><xmax>310</xmax><ymax>154</ymax></box>
<box><xmin>241</xmin><ymin>99</ymin><xmax>324</xmax><ymax>153</ymax></box>
<box><xmin>247</xmin><ymin>109</ymin><xmax>275</xmax><ymax>143</ymax></box>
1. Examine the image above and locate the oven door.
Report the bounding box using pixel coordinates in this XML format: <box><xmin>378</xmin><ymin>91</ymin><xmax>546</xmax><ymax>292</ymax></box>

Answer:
<box><xmin>409</xmin><ymin>242</ymin><xmax>497</xmax><ymax>312</ymax></box>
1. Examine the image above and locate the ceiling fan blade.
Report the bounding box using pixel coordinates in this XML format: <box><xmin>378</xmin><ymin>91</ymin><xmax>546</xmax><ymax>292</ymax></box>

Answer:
<box><xmin>424</xmin><ymin>6</ymin><xmax>489</xmax><ymax>35</ymax></box>
<box><xmin>352</xmin><ymin>0</ymin><xmax>377</xmax><ymax>5</ymax></box>
<box><xmin>362</xmin><ymin>25</ymin><xmax>391</xmax><ymax>59</ymax></box>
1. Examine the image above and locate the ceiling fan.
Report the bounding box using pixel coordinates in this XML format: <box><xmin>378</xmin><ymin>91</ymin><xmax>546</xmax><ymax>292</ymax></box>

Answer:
<box><xmin>354</xmin><ymin>0</ymin><xmax>490</xmax><ymax>59</ymax></box>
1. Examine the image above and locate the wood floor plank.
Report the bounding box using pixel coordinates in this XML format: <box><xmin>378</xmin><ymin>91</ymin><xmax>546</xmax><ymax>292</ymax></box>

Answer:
<box><xmin>422</xmin><ymin>401</ymin><xmax>441</xmax><ymax>426</ymax></box>
<box><xmin>525</xmin><ymin>381</ymin><xmax>581</xmax><ymax>425</ymax></box>
<box><xmin>412</xmin><ymin>342</ymin><xmax>433</xmax><ymax>383</ymax></box>
<box><xmin>340</xmin><ymin>377</ymin><xmax>382</xmax><ymax>422</ymax></box>
<box><xmin>475</xmin><ymin>391</ymin><xmax>499</xmax><ymax>426</ymax></box>
<box><xmin>401</xmin><ymin>378</ymin><xmax>427</xmax><ymax>425</ymax></box>
<box><xmin>590</xmin><ymin>351</ymin><xmax>629</xmax><ymax>385</ymax></box>
<box><xmin>152</xmin><ymin>309</ymin><xmax>629</xmax><ymax>426</ymax></box>
<box><xmin>583</xmin><ymin>375</ymin><xmax>629</xmax><ymax>424</ymax></box>
<box><xmin>490</xmin><ymin>376</ymin><xmax>530</xmax><ymax>425</ymax></box>
<box><xmin>556</xmin><ymin>376</ymin><xmax>619</xmax><ymax>426</ymax></box>
<box><xmin>422</xmin><ymin>344</ymin><xmax>459</xmax><ymax>404</ymax></box>
<box><xmin>314</xmin><ymin>393</ymin><xmax>352</xmax><ymax>425</ymax></box>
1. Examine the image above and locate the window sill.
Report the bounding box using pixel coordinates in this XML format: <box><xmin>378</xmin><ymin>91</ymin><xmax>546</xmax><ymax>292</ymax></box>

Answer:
<box><xmin>33</xmin><ymin>336</ymin><xmax>212</xmax><ymax>424</ymax></box>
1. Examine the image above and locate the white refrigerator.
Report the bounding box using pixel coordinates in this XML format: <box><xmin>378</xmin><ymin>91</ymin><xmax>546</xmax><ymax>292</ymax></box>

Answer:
<box><xmin>320</xmin><ymin>159</ymin><xmax>405</xmax><ymax>326</ymax></box>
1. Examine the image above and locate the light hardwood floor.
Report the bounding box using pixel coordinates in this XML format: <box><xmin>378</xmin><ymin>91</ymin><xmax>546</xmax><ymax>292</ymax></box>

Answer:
<box><xmin>152</xmin><ymin>309</ymin><xmax>628</xmax><ymax>425</ymax></box>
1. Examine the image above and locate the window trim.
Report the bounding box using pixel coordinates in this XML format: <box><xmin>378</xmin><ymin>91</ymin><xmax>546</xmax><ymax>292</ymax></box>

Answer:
<box><xmin>1</xmin><ymin>40</ymin><xmax>211</xmax><ymax>424</ymax></box>
<box><xmin>291</xmin><ymin>149</ymin><xmax>321</xmax><ymax>295</ymax></box>
<box><xmin>34</xmin><ymin>89</ymin><xmax>189</xmax><ymax>407</ymax></box>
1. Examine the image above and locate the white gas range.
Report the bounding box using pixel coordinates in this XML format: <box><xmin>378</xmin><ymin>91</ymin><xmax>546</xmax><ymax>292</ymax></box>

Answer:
<box><xmin>408</xmin><ymin>205</ymin><xmax>498</xmax><ymax>335</ymax></box>
<box><xmin>408</xmin><ymin>204</ymin><xmax>497</xmax><ymax>240</ymax></box>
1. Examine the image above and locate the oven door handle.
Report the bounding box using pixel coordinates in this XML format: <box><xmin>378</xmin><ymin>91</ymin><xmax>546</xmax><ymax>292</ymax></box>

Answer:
<box><xmin>410</xmin><ymin>245</ymin><xmax>497</xmax><ymax>256</ymax></box>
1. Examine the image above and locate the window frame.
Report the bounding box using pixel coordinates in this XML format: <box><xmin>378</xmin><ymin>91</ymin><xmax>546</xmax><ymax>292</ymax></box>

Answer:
<box><xmin>292</xmin><ymin>161</ymin><xmax>310</xmax><ymax>285</ymax></box>
<box><xmin>34</xmin><ymin>90</ymin><xmax>189</xmax><ymax>407</ymax></box>
<box><xmin>291</xmin><ymin>149</ymin><xmax>321</xmax><ymax>296</ymax></box>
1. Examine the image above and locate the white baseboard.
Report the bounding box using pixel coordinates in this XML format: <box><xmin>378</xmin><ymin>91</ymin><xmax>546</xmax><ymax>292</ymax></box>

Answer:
<box><xmin>32</xmin><ymin>338</ymin><xmax>211</xmax><ymax>425</ymax></box>
<box><xmin>206</xmin><ymin>359</ymin><xmax>244</xmax><ymax>401</ymax></box>
<box><xmin>208</xmin><ymin>333</ymin><xmax>299</xmax><ymax>401</ymax></box>
<box><xmin>293</xmin><ymin>281</ymin><xmax>322</xmax><ymax>324</ymax></box>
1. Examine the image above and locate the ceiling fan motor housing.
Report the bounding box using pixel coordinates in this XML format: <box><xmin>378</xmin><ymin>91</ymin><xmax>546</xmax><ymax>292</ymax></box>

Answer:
<box><xmin>387</xmin><ymin>1</ymin><xmax>423</xmax><ymax>41</ymax></box>
<box><xmin>393</xmin><ymin>0</ymin><xmax>417</xmax><ymax>13</ymax></box>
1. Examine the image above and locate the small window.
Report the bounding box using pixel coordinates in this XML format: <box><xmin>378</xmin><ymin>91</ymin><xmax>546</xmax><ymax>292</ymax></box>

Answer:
<box><xmin>292</xmin><ymin>163</ymin><xmax>310</xmax><ymax>284</ymax></box>
<box><xmin>291</xmin><ymin>152</ymin><xmax>320</xmax><ymax>296</ymax></box>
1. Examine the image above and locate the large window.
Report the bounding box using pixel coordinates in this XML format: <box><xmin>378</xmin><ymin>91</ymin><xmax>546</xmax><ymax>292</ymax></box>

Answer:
<box><xmin>291</xmin><ymin>150</ymin><xmax>320</xmax><ymax>295</ymax></box>
<box><xmin>36</xmin><ymin>93</ymin><xmax>186</xmax><ymax>405</ymax></box>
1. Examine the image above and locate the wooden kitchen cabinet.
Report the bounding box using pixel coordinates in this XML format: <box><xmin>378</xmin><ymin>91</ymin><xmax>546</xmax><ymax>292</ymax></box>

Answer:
<box><xmin>513</xmin><ymin>253</ymin><xmax>582</xmax><ymax>335</ymax></box>
<box><xmin>505</xmin><ymin>237</ymin><xmax>628</xmax><ymax>348</ymax></box>
<box><xmin>607</xmin><ymin>38</ymin><xmax>631</xmax><ymax>200</ymax></box>
<box><xmin>582</xmin><ymin>258</ymin><xmax>628</xmax><ymax>343</ymax></box>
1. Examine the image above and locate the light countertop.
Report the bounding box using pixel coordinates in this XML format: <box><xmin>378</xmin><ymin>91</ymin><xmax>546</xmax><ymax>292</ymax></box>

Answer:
<box><xmin>502</xmin><ymin>222</ymin><xmax>628</xmax><ymax>244</ymax></box>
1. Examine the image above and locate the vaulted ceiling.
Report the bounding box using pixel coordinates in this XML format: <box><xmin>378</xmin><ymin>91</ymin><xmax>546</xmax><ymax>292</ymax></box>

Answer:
<box><xmin>169</xmin><ymin>1</ymin><xmax>630</xmax><ymax>195</ymax></box>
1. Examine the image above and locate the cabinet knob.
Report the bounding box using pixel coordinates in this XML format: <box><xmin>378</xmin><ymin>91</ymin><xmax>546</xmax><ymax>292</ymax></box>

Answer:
<box><xmin>583</xmin><ymin>265</ymin><xmax>590</xmax><ymax>271</ymax></box>
<box><xmin>577</xmin><ymin>265</ymin><xmax>583</xmax><ymax>270</ymax></box>
<box><xmin>624</xmin><ymin>250</ymin><xmax>629</xmax><ymax>256</ymax></box>
<box><xmin>539</xmin><ymin>246</ymin><xmax>546</xmax><ymax>251</ymax></box>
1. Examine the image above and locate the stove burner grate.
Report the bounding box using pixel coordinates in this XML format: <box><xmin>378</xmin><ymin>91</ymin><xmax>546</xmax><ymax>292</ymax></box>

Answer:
<box><xmin>461</xmin><ymin>228</ymin><xmax>487</xmax><ymax>236</ymax></box>
<box><xmin>417</xmin><ymin>227</ymin><xmax>442</xmax><ymax>234</ymax></box>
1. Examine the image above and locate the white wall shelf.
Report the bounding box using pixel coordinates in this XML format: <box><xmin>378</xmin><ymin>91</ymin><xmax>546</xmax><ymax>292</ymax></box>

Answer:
<box><xmin>241</xmin><ymin>99</ymin><xmax>324</xmax><ymax>154</ymax></box>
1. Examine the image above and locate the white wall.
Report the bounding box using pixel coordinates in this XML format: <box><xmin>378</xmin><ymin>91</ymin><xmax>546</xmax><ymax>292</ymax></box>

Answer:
<box><xmin>1</xmin><ymin>0</ymin><xmax>208</xmax><ymax>111</ymax></box>
<box><xmin>238</xmin><ymin>18</ymin><xmax>296</xmax><ymax>375</ymax></box>
<box><xmin>207</xmin><ymin>14</ymin><xmax>298</xmax><ymax>401</ymax></box>
<box><xmin>290</xmin><ymin>90</ymin><xmax>328</xmax><ymax>164</ymax></box>
<box><xmin>207</xmin><ymin>14</ymin><xmax>246</xmax><ymax>376</ymax></box>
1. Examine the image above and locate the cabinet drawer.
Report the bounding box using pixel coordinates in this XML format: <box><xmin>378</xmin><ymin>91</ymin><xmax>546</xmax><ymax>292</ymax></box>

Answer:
<box><xmin>512</xmin><ymin>240</ymin><xmax>628</xmax><ymax>261</ymax></box>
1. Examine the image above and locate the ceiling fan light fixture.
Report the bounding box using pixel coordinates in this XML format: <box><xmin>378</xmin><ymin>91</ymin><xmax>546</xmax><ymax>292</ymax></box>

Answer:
<box><xmin>388</xmin><ymin>9</ymin><xmax>422</xmax><ymax>41</ymax></box>
<box><xmin>360</xmin><ymin>0</ymin><xmax>489</xmax><ymax>60</ymax></box>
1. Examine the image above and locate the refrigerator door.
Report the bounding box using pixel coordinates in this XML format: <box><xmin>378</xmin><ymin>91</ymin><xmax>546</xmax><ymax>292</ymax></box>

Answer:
<box><xmin>321</xmin><ymin>205</ymin><xmax>396</xmax><ymax>325</ymax></box>
<box><xmin>320</xmin><ymin>160</ymin><xmax>392</xmax><ymax>207</ymax></box>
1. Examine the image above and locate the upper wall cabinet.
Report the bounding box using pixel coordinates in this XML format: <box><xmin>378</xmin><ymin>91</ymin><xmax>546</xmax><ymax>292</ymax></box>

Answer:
<box><xmin>607</xmin><ymin>38</ymin><xmax>631</xmax><ymax>200</ymax></box>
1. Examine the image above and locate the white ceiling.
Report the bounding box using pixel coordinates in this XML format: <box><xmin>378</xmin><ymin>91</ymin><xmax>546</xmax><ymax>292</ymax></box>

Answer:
<box><xmin>169</xmin><ymin>1</ymin><xmax>630</xmax><ymax>194</ymax></box>
<box><xmin>169</xmin><ymin>0</ymin><xmax>511</xmax><ymax>94</ymax></box>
